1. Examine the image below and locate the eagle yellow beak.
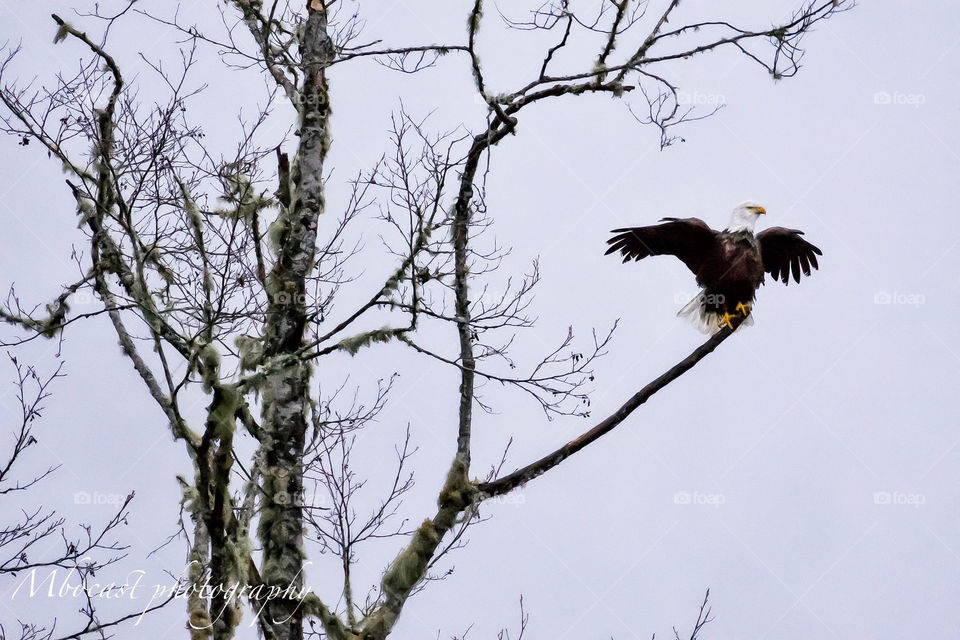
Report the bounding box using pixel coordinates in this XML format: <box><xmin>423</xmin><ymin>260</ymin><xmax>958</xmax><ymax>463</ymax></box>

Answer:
<box><xmin>755</xmin><ymin>206</ymin><xmax>766</xmax><ymax>215</ymax></box>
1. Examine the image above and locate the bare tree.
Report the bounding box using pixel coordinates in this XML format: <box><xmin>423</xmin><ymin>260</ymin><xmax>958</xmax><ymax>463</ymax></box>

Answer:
<box><xmin>0</xmin><ymin>1</ymin><xmax>850</xmax><ymax>639</ymax></box>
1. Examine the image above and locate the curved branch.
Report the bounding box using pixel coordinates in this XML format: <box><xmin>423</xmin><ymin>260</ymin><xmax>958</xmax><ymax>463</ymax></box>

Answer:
<box><xmin>478</xmin><ymin>315</ymin><xmax>746</xmax><ymax>497</ymax></box>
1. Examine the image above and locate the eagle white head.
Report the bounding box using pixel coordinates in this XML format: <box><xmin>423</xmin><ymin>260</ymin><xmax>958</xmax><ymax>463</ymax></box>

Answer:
<box><xmin>726</xmin><ymin>200</ymin><xmax>767</xmax><ymax>232</ymax></box>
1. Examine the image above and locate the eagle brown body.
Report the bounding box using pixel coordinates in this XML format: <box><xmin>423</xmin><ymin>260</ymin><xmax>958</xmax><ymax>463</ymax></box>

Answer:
<box><xmin>605</xmin><ymin>202</ymin><xmax>822</xmax><ymax>332</ymax></box>
<box><xmin>698</xmin><ymin>230</ymin><xmax>765</xmax><ymax>315</ymax></box>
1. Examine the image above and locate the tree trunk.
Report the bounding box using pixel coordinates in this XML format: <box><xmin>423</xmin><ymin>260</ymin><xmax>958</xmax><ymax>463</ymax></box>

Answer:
<box><xmin>257</xmin><ymin>5</ymin><xmax>334</xmax><ymax>640</ymax></box>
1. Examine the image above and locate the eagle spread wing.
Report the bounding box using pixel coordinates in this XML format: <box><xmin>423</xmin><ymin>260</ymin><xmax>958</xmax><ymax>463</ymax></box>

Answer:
<box><xmin>756</xmin><ymin>227</ymin><xmax>822</xmax><ymax>285</ymax></box>
<box><xmin>605</xmin><ymin>217</ymin><xmax>718</xmax><ymax>275</ymax></box>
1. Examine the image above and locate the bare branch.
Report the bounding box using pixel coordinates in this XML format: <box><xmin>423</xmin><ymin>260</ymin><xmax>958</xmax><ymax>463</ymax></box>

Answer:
<box><xmin>478</xmin><ymin>316</ymin><xmax>746</xmax><ymax>497</ymax></box>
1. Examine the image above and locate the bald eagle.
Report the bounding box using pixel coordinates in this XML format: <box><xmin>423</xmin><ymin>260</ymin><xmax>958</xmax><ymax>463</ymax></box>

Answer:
<box><xmin>605</xmin><ymin>201</ymin><xmax>822</xmax><ymax>333</ymax></box>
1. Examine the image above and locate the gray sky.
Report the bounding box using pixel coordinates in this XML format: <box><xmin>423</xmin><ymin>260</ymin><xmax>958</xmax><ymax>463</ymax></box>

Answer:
<box><xmin>1</xmin><ymin>1</ymin><xmax>959</xmax><ymax>639</ymax></box>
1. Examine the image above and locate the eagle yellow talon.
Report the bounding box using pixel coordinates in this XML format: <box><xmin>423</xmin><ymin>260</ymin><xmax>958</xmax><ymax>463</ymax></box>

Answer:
<box><xmin>735</xmin><ymin>301</ymin><xmax>752</xmax><ymax>316</ymax></box>
<box><xmin>720</xmin><ymin>312</ymin><xmax>737</xmax><ymax>329</ymax></box>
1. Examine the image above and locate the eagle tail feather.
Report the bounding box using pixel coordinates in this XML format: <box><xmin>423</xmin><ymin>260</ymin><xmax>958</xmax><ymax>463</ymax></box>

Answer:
<box><xmin>677</xmin><ymin>292</ymin><xmax>720</xmax><ymax>334</ymax></box>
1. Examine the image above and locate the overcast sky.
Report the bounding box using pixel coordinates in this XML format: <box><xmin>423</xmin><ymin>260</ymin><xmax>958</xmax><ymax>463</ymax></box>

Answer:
<box><xmin>1</xmin><ymin>1</ymin><xmax>959</xmax><ymax>639</ymax></box>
